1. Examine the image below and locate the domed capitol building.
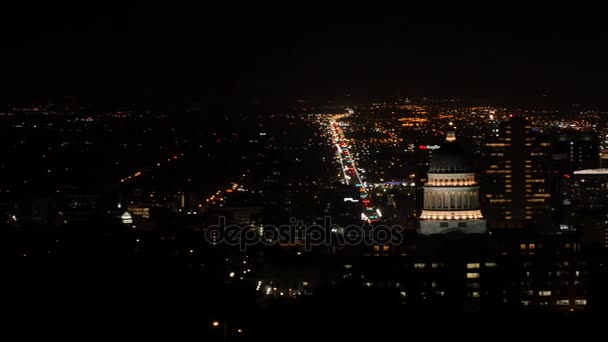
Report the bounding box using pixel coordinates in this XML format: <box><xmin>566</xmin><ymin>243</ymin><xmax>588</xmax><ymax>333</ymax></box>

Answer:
<box><xmin>419</xmin><ymin>132</ymin><xmax>487</xmax><ymax>234</ymax></box>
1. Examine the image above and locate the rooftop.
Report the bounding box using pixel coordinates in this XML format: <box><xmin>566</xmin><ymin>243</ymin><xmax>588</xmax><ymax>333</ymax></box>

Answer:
<box><xmin>573</xmin><ymin>169</ymin><xmax>608</xmax><ymax>175</ymax></box>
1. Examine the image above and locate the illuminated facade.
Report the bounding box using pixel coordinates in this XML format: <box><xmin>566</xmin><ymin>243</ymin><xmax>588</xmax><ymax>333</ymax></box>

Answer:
<box><xmin>482</xmin><ymin>117</ymin><xmax>551</xmax><ymax>229</ymax></box>
<box><xmin>419</xmin><ymin>135</ymin><xmax>486</xmax><ymax>234</ymax></box>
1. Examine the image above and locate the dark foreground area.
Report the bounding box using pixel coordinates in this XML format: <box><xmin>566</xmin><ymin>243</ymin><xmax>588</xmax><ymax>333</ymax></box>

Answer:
<box><xmin>2</xmin><ymin>258</ymin><xmax>605</xmax><ymax>341</ymax></box>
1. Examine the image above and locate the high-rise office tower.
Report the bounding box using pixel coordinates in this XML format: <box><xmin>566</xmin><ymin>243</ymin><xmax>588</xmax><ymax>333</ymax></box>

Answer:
<box><xmin>481</xmin><ymin>117</ymin><xmax>552</xmax><ymax>229</ymax></box>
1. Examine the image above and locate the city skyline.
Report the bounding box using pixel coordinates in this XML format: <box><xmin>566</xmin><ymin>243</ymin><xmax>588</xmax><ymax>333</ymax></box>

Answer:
<box><xmin>2</xmin><ymin>6</ymin><xmax>608</xmax><ymax>341</ymax></box>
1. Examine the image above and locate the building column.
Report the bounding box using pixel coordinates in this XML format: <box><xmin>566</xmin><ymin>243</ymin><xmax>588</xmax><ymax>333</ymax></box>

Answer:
<box><xmin>436</xmin><ymin>192</ymin><xmax>440</xmax><ymax>209</ymax></box>
<box><xmin>437</xmin><ymin>192</ymin><xmax>441</xmax><ymax>209</ymax></box>
<box><xmin>461</xmin><ymin>192</ymin><xmax>465</xmax><ymax>209</ymax></box>
<box><xmin>448</xmin><ymin>192</ymin><xmax>454</xmax><ymax>210</ymax></box>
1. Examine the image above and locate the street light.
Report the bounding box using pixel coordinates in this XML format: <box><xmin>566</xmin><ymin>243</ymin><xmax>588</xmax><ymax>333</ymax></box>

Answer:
<box><xmin>211</xmin><ymin>320</ymin><xmax>227</xmax><ymax>342</ymax></box>
<box><xmin>211</xmin><ymin>321</ymin><xmax>244</xmax><ymax>340</ymax></box>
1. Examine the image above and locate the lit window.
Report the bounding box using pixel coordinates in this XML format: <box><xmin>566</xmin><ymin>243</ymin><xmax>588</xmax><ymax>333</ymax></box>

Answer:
<box><xmin>383</xmin><ymin>245</ymin><xmax>390</xmax><ymax>251</ymax></box>
<box><xmin>467</xmin><ymin>282</ymin><xmax>480</xmax><ymax>289</ymax></box>
<box><xmin>520</xmin><ymin>244</ymin><xmax>527</xmax><ymax>250</ymax></box>
<box><xmin>431</xmin><ymin>263</ymin><xmax>441</xmax><ymax>269</ymax></box>
<box><xmin>373</xmin><ymin>246</ymin><xmax>380</xmax><ymax>251</ymax></box>
<box><xmin>414</xmin><ymin>263</ymin><xmax>426</xmax><ymax>269</ymax></box>
<box><xmin>400</xmin><ymin>291</ymin><xmax>406</xmax><ymax>297</ymax></box>
<box><xmin>467</xmin><ymin>263</ymin><xmax>480</xmax><ymax>269</ymax></box>
<box><xmin>575</xmin><ymin>299</ymin><xmax>587</xmax><ymax>305</ymax></box>
<box><xmin>485</xmin><ymin>262</ymin><xmax>497</xmax><ymax>268</ymax></box>
<box><xmin>467</xmin><ymin>272</ymin><xmax>480</xmax><ymax>279</ymax></box>
<box><xmin>529</xmin><ymin>244</ymin><xmax>535</xmax><ymax>250</ymax></box>
<box><xmin>556</xmin><ymin>299</ymin><xmax>570</xmax><ymax>305</ymax></box>
<box><xmin>469</xmin><ymin>291</ymin><xmax>480</xmax><ymax>298</ymax></box>
<box><xmin>538</xmin><ymin>291</ymin><xmax>552</xmax><ymax>296</ymax></box>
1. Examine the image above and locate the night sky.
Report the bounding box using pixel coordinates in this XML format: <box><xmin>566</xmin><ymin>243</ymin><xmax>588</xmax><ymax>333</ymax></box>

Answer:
<box><xmin>2</xmin><ymin>5</ymin><xmax>608</xmax><ymax>106</ymax></box>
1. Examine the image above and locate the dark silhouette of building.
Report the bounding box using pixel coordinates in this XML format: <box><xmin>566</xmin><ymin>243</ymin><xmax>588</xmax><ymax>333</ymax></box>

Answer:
<box><xmin>600</xmin><ymin>150</ymin><xmax>608</xmax><ymax>168</ymax></box>
<box><xmin>552</xmin><ymin>130</ymin><xmax>599</xmax><ymax>173</ymax></box>
<box><xmin>571</xmin><ymin>169</ymin><xmax>608</xmax><ymax>248</ymax></box>
<box><xmin>548</xmin><ymin>131</ymin><xmax>599</xmax><ymax>226</ymax></box>
<box><xmin>572</xmin><ymin>169</ymin><xmax>608</xmax><ymax>211</ymax></box>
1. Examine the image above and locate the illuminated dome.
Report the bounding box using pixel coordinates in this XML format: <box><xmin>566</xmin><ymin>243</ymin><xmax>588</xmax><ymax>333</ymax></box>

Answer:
<box><xmin>419</xmin><ymin>133</ymin><xmax>486</xmax><ymax>235</ymax></box>
<box><xmin>428</xmin><ymin>142</ymin><xmax>473</xmax><ymax>173</ymax></box>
